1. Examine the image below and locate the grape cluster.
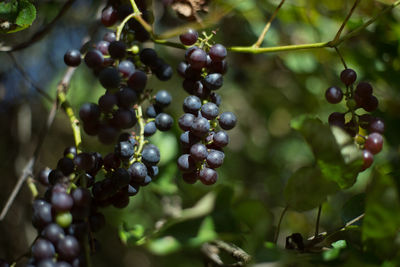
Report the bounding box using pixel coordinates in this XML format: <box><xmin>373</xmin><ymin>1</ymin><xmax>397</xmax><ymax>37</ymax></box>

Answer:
<box><xmin>326</xmin><ymin>68</ymin><xmax>384</xmax><ymax>171</ymax></box>
<box><xmin>176</xmin><ymin>29</ymin><xmax>236</xmax><ymax>185</ymax></box>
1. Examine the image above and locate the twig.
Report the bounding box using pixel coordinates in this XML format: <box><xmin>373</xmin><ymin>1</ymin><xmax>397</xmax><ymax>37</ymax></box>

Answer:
<box><xmin>0</xmin><ymin>0</ymin><xmax>77</xmax><ymax>52</ymax></box>
<box><xmin>7</xmin><ymin>52</ymin><xmax>53</xmax><ymax>102</ymax></box>
<box><xmin>252</xmin><ymin>0</ymin><xmax>286</xmax><ymax>48</ymax></box>
<box><xmin>331</xmin><ymin>0</ymin><xmax>361</xmax><ymax>44</ymax></box>
<box><xmin>274</xmin><ymin>205</ymin><xmax>288</xmax><ymax>243</ymax></box>
<box><xmin>334</xmin><ymin>47</ymin><xmax>347</xmax><ymax>69</ymax></box>
<box><xmin>202</xmin><ymin>240</ymin><xmax>251</xmax><ymax>266</ymax></box>
<box><xmin>344</xmin><ymin>213</ymin><xmax>364</xmax><ymax>228</ymax></box>
<box><xmin>314</xmin><ymin>205</ymin><xmax>322</xmax><ymax>239</ymax></box>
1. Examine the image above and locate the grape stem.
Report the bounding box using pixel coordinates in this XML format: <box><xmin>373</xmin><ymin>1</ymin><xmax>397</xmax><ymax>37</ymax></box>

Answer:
<box><xmin>274</xmin><ymin>205</ymin><xmax>288</xmax><ymax>244</ymax></box>
<box><xmin>133</xmin><ymin>106</ymin><xmax>146</xmax><ymax>162</ymax></box>
<box><xmin>314</xmin><ymin>205</ymin><xmax>322</xmax><ymax>239</ymax></box>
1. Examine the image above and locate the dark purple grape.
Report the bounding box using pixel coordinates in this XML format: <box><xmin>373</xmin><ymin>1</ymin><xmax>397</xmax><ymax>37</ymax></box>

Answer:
<box><xmin>182</xmin><ymin>171</ymin><xmax>198</xmax><ymax>184</ymax></box>
<box><xmin>213</xmin><ymin>131</ymin><xmax>229</xmax><ymax>147</ymax></box>
<box><xmin>37</xmin><ymin>259</ymin><xmax>56</xmax><ymax>267</ymax></box>
<box><xmin>84</xmin><ymin>50</ymin><xmax>104</xmax><ymax>68</ymax></box>
<box><xmin>74</xmin><ymin>153</ymin><xmax>95</xmax><ymax>171</ymax></box>
<box><xmin>183</xmin><ymin>95</ymin><xmax>201</xmax><ymax>114</ymax></box>
<box><xmin>32</xmin><ymin>238</ymin><xmax>55</xmax><ymax>261</ymax></box>
<box><xmin>361</xmin><ymin>150</ymin><xmax>374</xmax><ymax>171</ymax></box>
<box><xmin>328</xmin><ymin>112</ymin><xmax>345</xmax><ymax>128</ymax></box>
<box><xmin>128</xmin><ymin>70</ymin><xmax>147</xmax><ymax>93</ymax></box>
<box><xmin>209</xmin><ymin>60</ymin><xmax>228</xmax><ymax>74</ymax></box>
<box><xmin>210</xmin><ymin>92</ymin><xmax>222</xmax><ymax>107</ymax></box>
<box><xmin>177</xmin><ymin>62</ymin><xmax>188</xmax><ymax>77</ymax></box>
<box><xmin>199</xmin><ymin>167</ymin><xmax>218</xmax><ymax>185</ymax></box>
<box><xmin>180</xmin><ymin>131</ymin><xmax>200</xmax><ymax>149</ymax></box>
<box><xmin>129</xmin><ymin>162</ymin><xmax>147</xmax><ymax>182</ymax></box>
<box><xmin>109</xmin><ymin>41</ymin><xmax>126</xmax><ymax>59</ymax></box>
<box><xmin>144</xmin><ymin>121</ymin><xmax>157</xmax><ymax>137</ymax></box>
<box><xmin>71</xmin><ymin>188</ymin><xmax>91</xmax><ymax>207</ymax></box>
<box><xmin>117</xmin><ymin>87</ymin><xmax>137</xmax><ymax>108</ymax></box>
<box><xmin>178</xmin><ymin>113</ymin><xmax>195</xmax><ymax>131</ymax></box>
<box><xmin>146</xmin><ymin>105</ymin><xmax>158</xmax><ymax>118</ymax></box>
<box><xmin>206</xmin><ymin>150</ymin><xmax>224</xmax><ymax>168</ymax></box>
<box><xmin>99</xmin><ymin>93</ymin><xmax>117</xmax><ymax>113</ymax></box>
<box><xmin>203</xmin><ymin>73</ymin><xmax>223</xmax><ymax>91</ymax></box>
<box><xmin>140</xmin><ymin>48</ymin><xmax>158</xmax><ymax>67</ymax></box>
<box><xmin>218</xmin><ymin>112</ymin><xmax>237</xmax><ymax>130</ymax></box>
<box><xmin>140</xmin><ymin>175</ymin><xmax>152</xmax><ymax>186</ymax></box>
<box><xmin>190</xmin><ymin>143</ymin><xmax>208</xmax><ymax>161</ymax></box>
<box><xmin>116</xmin><ymin>141</ymin><xmax>134</xmax><ymax>160</ymax></box>
<box><xmin>184</xmin><ymin>65</ymin><xmax>202</xmax><ymax>80</ymax></box>
<box><xmin>177</xmin><ymin>154</ymin><xmax>196</xmax><ymax>172</ymax></box>
<box><xmin>41</xmin><ymin>223</ymin><xmax>65</xmax><ymax>245</ymax></box>
<box><xmin>325</xmin><ymin>86</ymin><xmax>343</xmax><ymax>104</ymax></box>
<box><xmin>101</xmin><ymin>6</ymin><xmax>118</xmax><ymax>27</ymax></box>
<box><xmin>155</xmin><ymin>90</ymin><xmax>172</xmax><ymax>108</ymax></box>
<box><xmin>48</xmin><ymin>169</ymin><xmax>64</xmax><ymax>185</ymax></box>
<box><xmin>37</xmin><ymin>168</ymin><xmax>51</xmax><ymax>186</ymax></box>
<box><xmin>83</xmin><ymin>121</ymin><xmax>100</xmax><ymax>136</ymax></box>
<box><xmin>96</xmin><ymin>41</ymin><xmax>110</xmax><ymax>55</ymax></box>
<box><xmin>142</xmin><ymin>145</ymin><xmax>160</xmax><ymax>166</ymax></box>
<box><xmin>155</xmin><ymin>63</ymin><xmax>173</xmax><ymax>81</ymax></box>
<box><xmin>365</xmin><ymin>133</ymin><xmax>383</xmax><ymax>154</ymax></box>
<box><xmin>118</xmin><ymin>60</ymin><xmax>135</xmax><ymax>78</ymax></box>
<box><xmin>57</xmin><ymin>236</ymin><xmax>80</xmax><ymax>262</ymax></box>
<box><xmin>98</xmin><ymin>125</ymin><xmax>119</xmax><ymax>144</ymax></box>
<box><xmin>148</xmin><ymin>165</ymin><xmax>159</xmax><ymax>177</ymax></box>
<box><xmin>180</xmin><ymin>29</ymin><xmax>198</xmax><ymax>45</ymax></box>
<box><xmin>185</xmin><ymin>46</ymin><xmax>198</xmax><ymax>61</ymax></box>
<box><xmin>355</xmin><ymin>82</ymin><xmax>373</xmax><ymax>97</ymax></box>
<box><xmin>32</xmin><ymin>200</ymin><xmax>53</xmax><ymax>229</ymax></box>
<box><xmin>103</xmin><ymin>153</ymin><xmax>120</xmax><ymax>170</ymax></box>
<box><xmin>57</xmin><ymin>157</ymin><xmax>75</xmax><ymax>176</ymax></box>
<box><xmin>56</xmin><ymin>261</ymin><xmax>71</xmax><ymax>267</ymax></box>
<box><xmin>201</xmin><ymin>102</ymin><xmax>219</xmax><ymax>120</ymax></box>
<box><xmin>188</xmin><ymin>48</ymin><xmax>207</xmax><ymax>70</ymax></box>
<box><xmin>369</xmin><ymin>118</ymin><xmax>385</xmax><ymax>134</ymax></box>
<box><xmin>64</xmin><ymin>49</ymin><xmax>81</xmax><ymax>67</ymax></box>
<box><xmin>182</xmin><ymin>79</ymin><xmax>200</xmax><ymax>95</ymax></box>
<box><xmin>191</xmin><ymin>116</ymin><xmax>210</xmax><ymax>137</ymax></box>
<box><xmin>209</xmin><ymin>44</ymin><xmax>227</xmax><ymax>62</ymax></box>
<box><xmin>155</xmin><ymin>113</ymin><xmax>173</xmax><ymax>131</ymax></box>
<box><xmin>79</xmin><ymin>103</ymin><xmax>100</xmax><ymax>122</ymax></box>
<box><xmin>63</xmin><ymin>147</ymin><xmax>77</xmax><ymax>158</ymax></box>
<box><xmin>103</xmin><ymin>32</ymin><xmax>116</xmax><ymax>42</ymax></box>
<box><xmin>111</xmin><ymin>109</ymin><xmax>137</xmax><ymax>129</ymax></box>
<box><xmin>113</xmin><ymin>168</ymin><xmax>130</xmax><ymax>189</ymax></box>
<box><xmin>51</xmin><ymin>192</ymin><xmax>73</xmax><ymax>212</ymax></box>
<box><xmin>362</xmin><ymin>95</ymin><xmax>378</xmax><ymax>112</ymax></box>
<box><xmin>99</xmin><ymin>67</ymin><xmax>120</xmax><ymax>89</ymax></box>
<box><xmin>340</xmin><ymin>69</ymin><xmax>357</xmax><ymax>86</ymax></box>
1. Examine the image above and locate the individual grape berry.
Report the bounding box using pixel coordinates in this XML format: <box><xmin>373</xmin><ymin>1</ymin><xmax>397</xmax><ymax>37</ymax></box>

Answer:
<box><xmin>99</xmin><ymin>93</ymin><xmax>117</xmax><ymax>113</ymax></box>
<box><xmin>74</xmin><ymin>153</ymin><xmax>95</xmax><ymax>172</ymax></box>
<box><xmin>142</xmin><ymin>145</ymin><xmax>161</xmax><ymax>166</ymax></box>
<box><xmin>183</xmin><ymin>79</ymin><xmax>202</xmax><ymax>95</ymax></box>
<box><xmin>155</xmin><ymin>113</ymin><xmax>173</xmax><ymax>131</ymax></box>
<box><xmin>37</xmin><ymin>259</ymin><xmax>56</xmax><ymax>267</ymax></box>
<box><xmin>210</xmin><ymin>92</ymin><xmax>222</xmax><ymax>107</ymax></box>
<box><xmin>201</xmin><ymin>102</ymin><xmax>219</xmax><ymax>120</ymax></box>
<box><xmin>190</xmin><ymin>143</ymin><xmax>208</xmax><ymax>161</ymax></box>
<box><xmin>362</xmin><ymin>95</ymin><xmax>378</xmax><ymax>112</ymax></box>
<box><xmin>32</xmin><ymin>200</ymin><xmax>53</xmax><ymax>229</ymax></box>
<box><xmin>355</xmin><ymin>82</ymin><xmax>373</xmax><ymax>97</ymax></box>
<box><xmin>203</xmin><ymin>73</ymin><xmax>223</xmax><ymax>90</ymax></box>
<box><xmin>51</xmin><ymin>192</ymin><xmax>73</xmax><ymax>212</ymax></box>
<box><xmin>155</xmin><ymin>90</ymin><xmax>172</xmax><ymax>108</ymax></box>
<box><xmin>99</xmin><ymin>67</ymin><xmax>121</xmax><ymax>89</ymax></box>
<box><xmin>129</xmin><ymin>162</ymin><xmax>147</xmax><ymax>182</ymax></box>
<box><xmin>340</xmin><ymin>68</ymin><xmax>357</xmax><ymax>86</ymax></box>
<box><xmin>218</xmin><ymin>112</ymin><xmax>237</xmax><ymax>130</ymax></box>
<box><xmin>103</xmin><ymin>31</ymin><xmax>116</xmax><ymax>42</ymax></box>
<box><xmin>79</xmin><ymin>103</ymin><xmax>100</xmax><ymax>122</ymax></box>
<box><xmin>328</xmin><ymin>112</ymin><xmax>345</xmax><ymax>127</ymax></box>
<box><xmin>113</xmin><ymin>168</ymin><xmax>131</xmax><ymax>189</ymax></box>
<box><xmin>365</xmin><ymin>132</ymin><xmax>383</xmax><ymax>154</ymax></box>
<box><xmin>84</xmin><ymin>49</ymin><xmax>104</xmax><ymax>68</ymax></box>
<box><xmin>101</xmin><ymin>6</ymin><xmax>118</xmax><ymax>27</ymax></box>
<box><xmin>183</xmin><ymin>95</ymin><xmax>202</xmax><ymax>114</ymax></box>
<box><xmin>209</xmin><ymin>60</ymin><xmax>228</xmax><ymax>74</ymax></box>
<box><xmin>63</xmin><ymin>146</ymin><xmax>77</xmax><ymax>159</ymax></box>
<box><xmin>128</xmin><ymin>70</ymin><xmax>147</xmax><ymax>93</ymax></box>
<box><xmin>369</xmin><ymin>118</ymin><xmax>385</xmax><ymax>134</ymax></box>
<box><xmin>180</xmin><ymin>131</ymin><xmax>200</xmax><ymax>149</ymax></box>
<box><xmin>206</xmin><ymin>150</ymin><xmax>224</xmax><ymax>168</ymax></box>
<box><xmin>148</xmin><ymin>165</ymin><xmax>159</xmax><ymax>177</ymax></box>
<box><xmin>184</xmin><ymin>65</ymin><xmax>202</xmax><ymax>80</ymax></box>
<box><xmin>146</xmin><ymin>105</ymin><xmax>159</xmax><ymax>118</ymax></box>
<box><xmin>155</xmin><ymin>63</ymin><xmax>173</xmax><ymax>81</ymax></box>
<box><xmin>213</xmin><ymin>131</ymin><xmax>229</xmax><ymax>147</ymax></box>
<box><xmin>325</xmin><ymin>86</ymin><xmax>343</xmax><ymax>104</ymax></box>
<box><xmin>178</xmin><ymin>113</ymin><xmax>195</xmax><ymax>131</ymax></box>
<box><xmin>37</xmin><ymin>168</ymin><xmax>51</xmax><ymax>186</ymax></box>
<box><xmin>71</xmin><ymin>188</ymin><xmax>91</xmax><ymax>207</ymax></box>
<box><xmin>117</xmin><ymin>87</ymin><xmax>137</xmax><ymax>108</ymax></box>
<box><xmin>116</xmin><ymin>141</ymin><xmax>134</xmax><ymax>160</ymax></box>
<box><xmin>57</xmin><ymin>157</ymin><xmax>75</xmax><ymax>176</ymax></box>
<box><xmin>41</xmin><ymin>223</ymin><xmax>65</xmax><ymax>245</ymax></box>
<box><xmin>182</xmin><ymin>171</ymin><xmax>198</xmax><ymax>184</ymax></box>
<box><xmin>188</xmin><ymin>48</ymin><xmax>207</xmax><ymax>70</ymax></box>
<box><xmin>191</xmin><ymin>116</ymin><xmax>210</xmax><ymax>137</ymax></box>
<box><xmin>199</xmin><ymin>167</ymin><xmax>218</xmax><ymax>185</ymax></box>
<box><xmin>64</xmin><ymin>49</ymin><xmax>81</xmax><ymax>67</ymax></box>
<box><xmin>97</xmin><ymin>40</ymin><xmax>110</xmax><ymax>55</ymax></box>
<box><xmin>32</xmin><ymin>239</ymin><xmax>55</xmax><ymax>261</ymax></box>
<box><xmin>361</xmin><ymin>149</ymin><xmax>374</xmax><ymax>171</ymax></box>
<box><xmin>209</xmin><ymin>44</ymin><xmax>227</xmax><ymax>62</ymax></box>
<box><xmin>179</xmin><ymin>29</ymin><xmax>198</xmax><ymax>45</ymax></box>
<box><xmin>185</xmin><ymin>46</ymin><xmax>198</xmax><ymax>61</ymax></box>
<box><xmin>57</xmin><ymin>236</ymin><xmax>80</xmax><ymax>262</ymax></box>
<box><xmin>144</xmin><ymin>121</ymin><xmax>157</xmax><ymax>137</ymax></box>
<box><xmin>98</xmin><ymin>125</ymin><xmax>119</xmax><ymax>144</ymax></box>
<box><xmin>140</xmin><ymin>48</ymin><xmax>158</xmax><ymax>67</ymax></box>
<box><xmin>177</xmin><ymin>62</ymin><xmax>188</xmax><ymax>77</ymax></box>
<box><xmin>112</xmin><ymin>108</ymin><xmax>137</xmax><ymax>129</ymax></box>
<box><xmin>108</xmin><ymin>41</ymin><xmax>126</xmax><ymax>59</ymax></box>
<box><xmin>177</xmin><ymin>154</ymin><xmax>196</xmax><ymax>172</ymax></box>
<box><xmin>118</xmin><ymin>60</ymin><xmax>135</xmax><ymax>78</ymax></box>
<box><xmin>103</xmin><ymin>152</ymin><xmax>121</xmax><ymax>170</ymax></box>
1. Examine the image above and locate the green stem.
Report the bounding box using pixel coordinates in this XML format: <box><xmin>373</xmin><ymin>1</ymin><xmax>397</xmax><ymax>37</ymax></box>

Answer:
<box><xmin>274</xmin><ymin>205</ymin><xmax>288</xmax><ymax>243</ymax></box>
<box><xmin>229</xmin><ymin>42</ymin><xmax>330</xmax><ymax>54</ymax></box>
<box><xmin>116</xmin><ymin>13</ymin><xmax>136</xmax><ymax>41</ymax></box>
<box><xmin>133</xmin><ymin>106</ymin><xmax>146</xmax><ymax>162</ymax></box>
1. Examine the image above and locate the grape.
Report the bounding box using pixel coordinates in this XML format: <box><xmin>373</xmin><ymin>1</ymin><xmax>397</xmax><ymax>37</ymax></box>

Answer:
<box><xmin>201</xmin><ymin>102</ymin><xmax>219</xmax><ymax>120</ymax></box>
<box><xmin>144</xmin><ymin>121</ymin><xmax>157</xmax><ymax>136</ymax></box>
<box><xmin>355</xmin><ymin>82</ymin><xmax>373</xmax><ymax>97</ymax></box>
<box><xmin>369</xmin><ymin>118</ymin><xmax>385</xmax><ymax>134</ymax></box>
<box><xmin>180</xmin><ymin>131</ymin><xmax>200</xmax><ymax>149</ymax></box>
<box><xmin>116</xmin><ymin>141</ymin><xmax>134</xmax><ymax>160</ymax></box>
<box><xmin>64</xmin><ymin>49</ymin><xmax>81</xmax><ymax>67</ymax></box>
<box><xmin>213</xmin><ymin>131</ymin><xmax>229</xmax><ymax>147</ymax></box>
<box><xmin>118</xmin><ymin>60</ymin><xmax>135</xmax><ymax>78</ymax></box>
<box><xmin>185</xmin><ymin>46</ymin><xmax>198</xmax><ymax>61</ymax></box>
<box><xmin>209</xmin><ymin>60</ymin><xmax>228</xmax><ymax>74</ymax></box>
<box><xmin>109</xmin><ymin>41</ymin><xmax>126</xmax><ymax>59</ymax></box>
<box><xmin>41</xmin><ymin>223</ymin><xmax>65</xmax><ymax>245</ymax></box>
<box><xmin>103</xmin><ymin>31</ymin><xmax>116</xmax><ymax>42</ymax></box>
<box><xmin>37</xmin><ymin>168</ymin><xmax>51</xmax><ymax>186</ymax></box>
<box><xmin>325</xmin><ymin>86</ymin><xmax>343</xmax><ymax>104</ymax></box>
<box><xmin>117</xmin><ymin>87</ymin><xmax>137</xmax><ymax>108</ymax></box>
<box><xmin>98</xmin><ymin>93</ymin><xmax>117</xmax><ymax>113</ymax></box>
<box><xmin>57</xmin><ymin>157</ymin><xmax>75</xmax><ymax>176</ymax></box>
<box><xmin>188</xmin><ymin>48</ymin><xmax>207</xmax><ymax>70</ymax></box>
<box><xmin>209</xmin><ymin>44</ymin><xmax>227</xmax><ymax>62</ymax></box>
<box><xmin>190</xmin><ymin>143</ymin><xmax>208</xmax><ymax>161</ymax></box>
<box><xmin>177</xmin><ymin>154</ymin><xmax>196</xmax><ymax>172</ymax></box>
<box><xmin>199</xmin><ymin>167</ymin><xmax>218</xmax><ymax>185</ymax></box>
<box><xmin>362</xmin><ymin>95</ymin><xmax>378</xmax><ymax>112</ymax></box>
<box><xmin>101</xmin><ymin>6</ymin><xmax>118</xmax><ymax>27</ymax></box>
<box><xmin>84</xmin><ymin>50</ymin><xmax>104</xmax><ymax>68</ymax></box>
<box><xmin>155</xmin><ymin>90</ymin><xmax>172</xmax><ymax>108</ymax></box>
<box><xmin>63</xmin><ymin>147</ymin><xmax>77</xmax><ymax>159</ymax></box>
<box><xmin>344</xmin><ymin>120</ymin><xmax>357</xmax><ymax>137</ymax></box>
<box><xmin>96</xmin><ymin>41</ymin><xmax>110</xmax><ymax>56</ymax></box>
<box><xmin>83</xmin><ymin>122</ymin><xmax>100</xmax><ymax>136</ymax></box>
<box><xmin>179</xmin><ymin>29</ymin><xmax>199</xmax><ymax>45</ymax></box>
<box><xmin>154</xmin><ymin>64</ymin><xmax>173</xmax><ymax>81</ymax></box>
<box><xmin>177</xmin><ymin>62</ymin><xmax>188</xmax><ymax>77</ymax></box>
<box><xmin>210</xmin><ymin>92</ymin><xmax>222</xmax><ymax>107</ymax></box>
<box><xmin>112</xmin><ymin>168</ymin><xmax>130</xmax><ymax>189</ymax></box>
<box><xmin>71</xmin><ymin>188</ymin><xmax>91</xmax><ymax>207</ymax></box>
<box><xmin>128</xmin><ymin>70</ymin><xmax>147</xmax><ymax>93</ymax></box>
<box><xmin>182</xmin><ymin>79</ymin><xmax>202</xmax><ymax>95</ymax></box>
<box><xmin>191</xmin><ymin>116</ymin><xmax>210</xmax><ymax>137</ymax></box>
<box><xmin>57</xmin><ymin>236</ymin><xmax>80</xmax><ymax>261</ymax></box>
<box><xmin>148</xmin><ymin>165</ymin><xmax>159</xmax><ymax>177</ymax></box>
<box><xmin>140</xmin><ymin>48</ymin><xmax>158</xmax><ymax>67</ymax></box>
<box><xmin>129</xmin><ymin>162</ymin><xmax>147</xmax><ymax>182</ymax></box>
<box><xmin>203</xmin><ymin>73</ymin><xmax>223</xmax><ymax>90</ymax></box>
<box><xmin>365</xmin><ymin>132</ymin><xmax>383</xmax><ymax>154</ymax></box>
<box><xmin>178</xmin><ymin>113</ymin><xmax>195</xmax><ymax>131</ymax></box>
<box><xmin>218</xmin><ymin>112</ymin><xmax>237</xmax><ymax>130</ymax></box>
<box><xmin>51</xmin><ymin>192</ymin><xmax>73</xmax><ymax>212</ymax></box>
<box><xmin>183</xmin><ymin>95</ymin><xmax>201</xmax><ymax>114</ymax></box>
<box><xmin>32</xmin><ymin>200</ymin><xmax>53</xmax><ymax>229</ymax></box>
<box><xmin>98</xmin><ymin>125</ymin><xmax>119</xmax><ymax>144</ymax></box>
<box><xmin>74</xmin><ymin>153</ymin><xmax>95</xmax><ymax>172</ymax></box>
<box><xmin>184</xmin><ymin>65</ymin><xmax>202</xmax><ymax>80</ymax></box>
<box><xmin>155</xmin><ymin>113</ymin><xmax>173</xmax><ymax>131</ymax></box>
<box><xmin>340</xmin><ymin>68</ymin><xmax>357</xmax><ymax>85</ymax></box>
<box><xmin>99</xmin><ymin>67</ymin><xmax>121</xmax><ymax>89</ymax></box>
<box><xmin>37</xmin><ymin>259</ymin><xmax>56</xmax><ymax>267</ymax></box>
<box><xmin>206</xmin><ymin>150</ymin><xmax>224</xmax><ymax>168</ymax></box>
<box><xmin>32</xmin><ymin>238</ymin><xmax>55</xmax><ymax>260</ymax></box>
<box><xmin>103</xmin><ymin>153</ymin><xmax>121</xmax><ymax>170</ymax></box>
<box><xmin>142</xmin><ymin>145</ymin><xmax>161</xmax><ymax>166</ymax></box>
<box><xmin>182</xmin><ymin>172</ymin><xmax>198</xmax><ymax>184</ymax></box>
<box><xmin>79</xmin><ymin>103</ymin><xmax>100</xmax><ymax>122</ymax></box>
<box><xmin>89</xmin><ymin>213</ymin><xmax>106</xmax><ymax>232</ymax></box>
<box><xmin>140</xmin><ymin>175</ymin><xmax>152</xmax><ymax>186</ymax></box>
<box><xmin>361</xmin><ymin>150</ymin><xmax>374</xmax><ymax>171</ymax></box>
<box><xmin>146</xmin><ymin>105</ymin><xmax>158</xmax><ymax>118</ymax></box>
<box><xmin>328</xmin><ymin>112</ymin><xmax>345</xmax><ymax>127</ymax></box>
<box><xmin>48</xmin><ymin>169</ymin><xmax>64</xmax><ymax>185</ymax></box>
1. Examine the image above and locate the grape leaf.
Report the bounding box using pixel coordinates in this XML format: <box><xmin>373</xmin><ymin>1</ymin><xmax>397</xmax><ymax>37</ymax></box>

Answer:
<box><xmin>0</xmin><ymin>0</ymin><xmax>36</xmax><ymax>33</ymax></box>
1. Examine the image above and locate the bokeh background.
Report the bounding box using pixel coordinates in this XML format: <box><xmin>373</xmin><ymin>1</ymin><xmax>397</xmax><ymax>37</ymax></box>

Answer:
<box><xmin>1</xmin><ymin>0</ymin><xmax>400</xmax><ymax>266</ymax></box>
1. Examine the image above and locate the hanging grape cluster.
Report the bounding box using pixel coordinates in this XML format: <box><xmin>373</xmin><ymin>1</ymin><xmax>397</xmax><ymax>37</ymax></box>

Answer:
<box><xmin>176</xmin><ymin>29</ymin><xmax>237</xmax><ymax>185</ymax></box>
<box><xmin>326</xmin><ymin>68</ymin><xmax>384</xmax><ymax>171</ymax></box>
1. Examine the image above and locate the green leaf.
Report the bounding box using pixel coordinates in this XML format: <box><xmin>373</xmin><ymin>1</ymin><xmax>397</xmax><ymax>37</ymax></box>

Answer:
<box><xmin>119</xmin><ymin>223</ymin><xmax>146</xmax><ymax>246</ymax></box>
<box><xmin>15</xmin><ymin>0</ymin><xmax>36</xmax><ymax>26</ymax></box>
<box><xmin>284</xmin><ymin>166</ymin><xmax>339</xmax><ymax>211</ymax></box>
<box><xmin>0</xmin><ymin>0</ymin><xmax>36</xmax><ymax>33</ymax></box>
<box><xmin>323</xmin><ymin>240</ymin><xmax>347</xmax><ymax>261</ymax></box>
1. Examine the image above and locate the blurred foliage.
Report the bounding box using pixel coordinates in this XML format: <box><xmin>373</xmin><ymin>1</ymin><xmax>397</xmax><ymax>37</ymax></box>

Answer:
<box><xmin>1</xmin><ymin>0</ymin><xmax>400</xmax><ymax>266</ymax></box>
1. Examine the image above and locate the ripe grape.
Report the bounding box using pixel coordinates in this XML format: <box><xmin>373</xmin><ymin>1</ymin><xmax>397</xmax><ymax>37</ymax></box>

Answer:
<box><xmin>219</xmin><ymin>112</ymin><xmax>237</xmax><ymax>130</ymax></box>
<box><xmin>188</xmin><ymin>48</ymin><xmax>207</xmax><ymax>70</ymax></box>
<box><xmin>144</xmin><ymin>121</ymin><xmax>157</xmax><ymax>136</ymax></box>
<box><xmin>191</xmin><ymin>116</ymin><xmax>210</xmax><ymax>137</ymax></box>
<box><xmin>213</xmin><ymin>131</ymin><xmax>229</xmax><ymax>147</ymax></box>
<box><xmin>109</xmin><ymin>41</ymin><xmax>126</xmax><ymax>59</ymax></box>
<box><xmin>128</xmin><ymin>70</ymin><xmax>147</xmax><ymax>92</ymax></box>
<box><xmin>84</xmin><ymin>50</ymin><xmax>104</xmax><ymax>68</ymax></box>
<box><xmin>179</xmin><ymin>29</ymin><xmax>199</xmax><ymax>46</ymax></box>
<box><xmin>190</xmin><ymin>143</ymin><xmax>208</xmax><ymax>161</ymax></box>
<box><xmin>355</xmin><ymin>82</ymin><xmax>373</xmax><ymax>97</ymax></box>
<box><xmin>325</xmin><ymin>86</ymin><xmax>343</xmax><ymax>104</ymax></box>
<box><xmin>361</xmin><ymin>149</ymin><xmax>374</xmax><ymax>171</ymax></box>
<box><xmin>99</xmin><ymin>67</ymin><xmax>121</xmax><ymax>89</ymax></box>
<box><xmin>183</xmin><ymin>95</ymin><xmax>201</xmax><ymax>114</ymax></box>
<box><xmin>141</xmin><ymin>145</ymin><xmax>161</xmax><ymax>166</ymax></box>
<box><xmin>118</xmin><ymin>60</ymin><xmax>135</xmax><ymax>78</ymax></box>
<box><xmin>199</xmin><ymin>167</ymin><xmax>218</xmax><ymax>185</ymax></box>
<box><xmin>369</xmin><ymin>118</ymin><xmax>385</xmax><ymax>134</ymax></box>
<box><xmin>155</xmin><ymin>90</ymin><xmax>172</xmax><ymax>108</ymax></box>
<box><xmin>340</xmin><ymin>68</ymin><xmax>357</xmax><ymax>86</ymax></box>
<box><xmin>57</xmin><ymin>236</ymin><xmax>80</xmax><ymax>261</ymax></box>
<box><xmin>32</xmin><ymin>239</ymin><xmax>55</xmax><ymax>260</ymax></box>
<box><xmin>209</xmin><ymin>44</ymin><xmax>227</xmax><ymax>62</ymax></box>
<box><xmin>177</xmin><ymin>154</ymin><xmax>196</xmax><ymax>172</ymax></box>
<box><xmin>201</xmin><ymin>102</ymin><xmax>219</xmax><ymax>120</ymax></box>
<box><xmin>64</xmin><ymin>50</ymin><xmax>81</xmax><ymax>67</ymax></box>
<box><xmin>155</xmin><ymin>113</ymin><xmax>173</xmax><ymax>131</ymax></box>
<box><xmin>365</xmin><ymin>132</ymin><xmax>383</xmax><ymax>154</ymax></box>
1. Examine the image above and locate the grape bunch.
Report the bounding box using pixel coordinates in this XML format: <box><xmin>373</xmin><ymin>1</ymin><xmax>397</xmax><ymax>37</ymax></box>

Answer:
<box><xmin>175</xmin><ymin>29</ymin><xmax>237</xmax><ymax>185</ymax></box>
<box><xmin>326</xmin><ymin>68</ymin><xmax>384</xmax><ymax>171</ymax></box>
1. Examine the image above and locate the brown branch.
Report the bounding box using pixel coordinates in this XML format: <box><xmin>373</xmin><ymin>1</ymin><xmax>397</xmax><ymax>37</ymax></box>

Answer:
<box><xmin>202</xmin><ymin>240</ymin><xmax>251</xmax><ymax>267</ymax></box>
<box><xmin>274</xmin><ymin>205</ymin><xmax>288</xmax><ymax>243</ymax></box>
<box><xmin>0</xmin><ymin>0</ymin><xmax>76</xmax><ymax>52</ymax></box>
<box><xmin>331</xmin><ymin>0</ymin><xmax>361</xmax><ymax>44</ymax></box>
